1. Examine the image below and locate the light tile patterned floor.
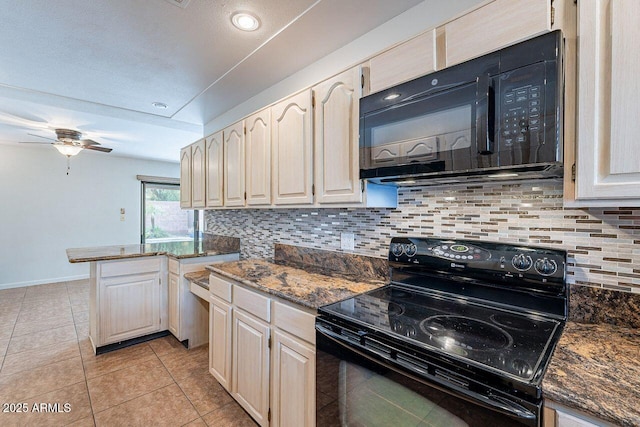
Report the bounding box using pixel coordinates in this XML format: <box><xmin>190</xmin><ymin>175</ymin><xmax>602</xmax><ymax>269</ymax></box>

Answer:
<box><xmin>0</xmin><ymin>280</ymin><xmax>258</xmax><ymax>426</ymax></box>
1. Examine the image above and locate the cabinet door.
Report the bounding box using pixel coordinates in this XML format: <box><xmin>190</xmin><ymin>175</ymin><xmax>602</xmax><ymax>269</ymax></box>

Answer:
<box><xmin>209</xmin><ymin>296</ymin><xmax>232</xmax><ymax>391</ymax></box>
<box><xmin>245</xmin><ymin>109</ymin><xmax>271</xmax><ymax>205</ymax></box>
<box><xmin>224</xmin><ymin>121</ymin><xmax>245</xmax><ymax>207</ymax></box>
<box><xmin>99</xmin><ymin>272</ymin><xmax>161</xmax><ymax>345</ymax></box>
<box><xmin>313</xmin><ymin>67</ymin><xmax>363</xmax><ymax>204</ymax></box>
<box><xmin>272</xmin><ymin>90</ymin><xmax>313</xmax><ymax>205</ymax></box>
<box><xmin>168</xmin><ymin>272</ymin><xmax>180</xmax><ymax>339</ymax></box>
<box><xmin>232</xmin><ymin>309</ymin><xmax>270</xmax><ymax>427</ymax></box>
<box><xmin>443</xmin><ymin>0</ymin><xmax>550</xmax><ymax>67</ymax></box>
<box><xmin>574</xmin><ymin>0</ymin><xmax>640</xmax><ymax>204</ymax></box>
<box><xmin>369</xmin><ymin>30</ymin><xmax>436</xmax><ymax>93</ymax></box>
<box><xmin>272</xmin><ymin>330</ymin><xmax>315</xmax><ymax>427</ymax></box>
<box><xmin>179</xmin><ymin>146</ymin><xmax>192</xmax><ymax>208</ymax></box>
<box><xmin>191</xmin><ymin>139</ymin><xmax>206</xmax><ymax>208</ymax></box>
<box><xmin>205</xmin><ymin>131</ymin><xmax>224</xmax><ymax>207</ymax></box>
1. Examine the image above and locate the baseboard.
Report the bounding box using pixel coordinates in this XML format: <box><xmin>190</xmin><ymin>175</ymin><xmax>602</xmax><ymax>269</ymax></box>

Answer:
<box><xmin>0</xmin><ymin>274</ymin><xmax>90</xmax><ymax>290</ymax></box>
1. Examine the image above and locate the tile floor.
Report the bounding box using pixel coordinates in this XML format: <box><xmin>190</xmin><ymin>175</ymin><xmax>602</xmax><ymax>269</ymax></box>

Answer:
<box><xmin>0</xmin><ymin>280</ymin><xmax>258</xmax><ymax>426</ymax></box>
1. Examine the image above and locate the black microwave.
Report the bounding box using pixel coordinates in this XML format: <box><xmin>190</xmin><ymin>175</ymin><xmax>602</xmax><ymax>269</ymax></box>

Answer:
<box><xmin>359</xmin><ymin>31</ymin><xmax>563</xmax><ymax>186</ymax></box>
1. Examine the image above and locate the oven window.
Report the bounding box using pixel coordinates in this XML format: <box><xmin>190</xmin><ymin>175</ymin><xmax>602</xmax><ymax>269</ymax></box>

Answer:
<box><xmin>316</xmin><ymin>336</ymin><xmax>533</xmax><ymax>427</ymax></box>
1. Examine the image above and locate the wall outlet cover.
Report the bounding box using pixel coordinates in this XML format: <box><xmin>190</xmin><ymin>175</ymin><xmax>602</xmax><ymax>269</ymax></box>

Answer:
<box><xmin>341</xmin><ymin>233</ymin><xmax>355</xmax><ymax>250</ymax></box>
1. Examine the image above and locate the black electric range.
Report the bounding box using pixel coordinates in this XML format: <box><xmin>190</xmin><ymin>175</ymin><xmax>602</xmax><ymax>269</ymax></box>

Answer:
<box><xmin>316</xmin><ymin>237</ymin><xmax>567</xmax><ymax>427</ymax></box>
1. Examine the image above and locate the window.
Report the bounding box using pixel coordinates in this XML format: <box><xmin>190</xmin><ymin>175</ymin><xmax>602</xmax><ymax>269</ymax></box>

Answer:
<box><xmin>140</xmin><ymin>180</ymin><xmax>202</xmax><ymax>243</ymax></box>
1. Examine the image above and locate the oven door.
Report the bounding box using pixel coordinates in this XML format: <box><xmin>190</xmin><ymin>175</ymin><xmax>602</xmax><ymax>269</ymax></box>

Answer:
<box><xmin>316</xmin><ymin>321</ymin><xmax>541</xmax><ymax>427</ymax></box>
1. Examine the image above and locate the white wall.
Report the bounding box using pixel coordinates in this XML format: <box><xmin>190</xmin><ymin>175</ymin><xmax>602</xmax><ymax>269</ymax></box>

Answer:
<box><xmin>204</xmin><ymin>0</ymin><xmax>483</xmax><ymax>133</ymax></box>
<box><xmin>0</xmin><ymin>144</ymin><xmax>179</xmax><ymax>289</ymax></box>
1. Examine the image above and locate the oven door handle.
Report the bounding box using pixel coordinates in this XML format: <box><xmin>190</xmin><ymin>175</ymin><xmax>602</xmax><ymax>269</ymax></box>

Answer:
<box><xmin>316</xmin><ymin>323</ymin><xmax>536</xmax><ymax>422</ymax></box>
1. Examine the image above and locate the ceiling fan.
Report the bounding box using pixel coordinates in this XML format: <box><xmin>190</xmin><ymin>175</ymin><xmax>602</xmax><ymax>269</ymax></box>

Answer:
<box><xmin>20</xmin><ymin>128</ymin><xmax>113</xmax><ymax>156</ymax></box>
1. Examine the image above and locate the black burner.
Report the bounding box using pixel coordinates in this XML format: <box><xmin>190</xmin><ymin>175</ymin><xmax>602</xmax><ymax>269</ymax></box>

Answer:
<box><xmin>387</xmin><ymin>302</ymin><xmax>404</xmax><ymax>317</ymax></box>
<box><xmin>419</xmin><ymin>315</ymin><xmax>513</xmax><ymax>352</ymax></box>
<box><xmin>385</xmin><ymin>288</ymin><xmax>413</xmax><ymax>299</ymax></box>
<box><xmin>490</xmin><ymin>313</ymin><xmax>539</xmax><ymax>331</ymax></box>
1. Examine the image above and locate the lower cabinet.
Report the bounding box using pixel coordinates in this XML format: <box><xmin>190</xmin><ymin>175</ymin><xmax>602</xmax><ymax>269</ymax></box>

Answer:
<box><xmin>90</xmin><ymin>256</ymin><xmax>167</xmax><ymax>351</ymax></box>
<box><xmin>208</xmin><ymin>273</ymin><xmax>316</xmax><ymax>427</ymax></box>
<box><xmin>232</xmin><ymin>309</ymin><xmax>271</xmax><ymax>427</ymax></box>
<box><xmin>209</xmin><ymin>295</ymin><xmax>232</xmax><ymax>390</ymax></box>
<box><xmin>271</xmin><ymin>330</ymin><xmax>316</xmax><ymax>427</ymax></box>
<box><xmin>544</xmin><ymin>401</ymin><xmax>611</xmax><ymax>427</ymax></box>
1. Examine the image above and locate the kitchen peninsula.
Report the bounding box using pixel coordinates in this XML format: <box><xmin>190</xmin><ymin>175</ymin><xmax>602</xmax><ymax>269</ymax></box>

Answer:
<box><xmin>67</xmin><ymin>236</ymin><xmax>239</xmax><ymax>354</ymax></box>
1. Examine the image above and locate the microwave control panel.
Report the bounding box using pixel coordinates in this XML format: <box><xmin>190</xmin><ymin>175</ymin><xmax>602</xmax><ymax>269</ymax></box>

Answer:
<box><xmin>497</xmin><ymin>62</ymin><xmax>547</xmax><ymax>156</ymax></box>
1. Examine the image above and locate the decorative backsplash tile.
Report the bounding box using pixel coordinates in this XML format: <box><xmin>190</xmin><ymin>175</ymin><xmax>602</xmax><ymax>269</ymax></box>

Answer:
<box><xmin>204</xmin><ymin>180</ymin><xmax>640</xmax><ymax>294</ymax></box>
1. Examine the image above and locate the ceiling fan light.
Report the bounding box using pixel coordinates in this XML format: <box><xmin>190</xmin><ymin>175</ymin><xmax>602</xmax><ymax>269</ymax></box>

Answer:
<box><xmin>54</xmin><ymin>144</ymin><xmax>83</xmax><ymax>156</ymax></box>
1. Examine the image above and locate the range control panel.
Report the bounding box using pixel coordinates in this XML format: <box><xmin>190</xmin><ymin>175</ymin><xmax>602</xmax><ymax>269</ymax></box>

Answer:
<box><xmin>388</xmin><ymin>237</ymin><xmax>567</xmax><ymax>292</ymax></box>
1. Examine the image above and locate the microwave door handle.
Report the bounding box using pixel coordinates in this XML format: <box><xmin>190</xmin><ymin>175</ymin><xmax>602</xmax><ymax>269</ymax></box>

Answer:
<box><xmin>476</xmin><ymin>74</ymin><xmax>495</xmax><ymax>155</ymax></box>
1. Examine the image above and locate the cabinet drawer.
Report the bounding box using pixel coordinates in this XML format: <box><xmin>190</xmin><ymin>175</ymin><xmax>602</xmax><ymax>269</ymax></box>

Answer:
<box><xmin>210</xmin><ymin>274</ymin><xmax>233</xmax><ymax>303</ymax></box>
<box><xmin>168</xmin><ymin>258</ymin><xmax>179</xmax><ymax>275</ymax></box>
<box><xmin>101</xmin><ymin>257</ymin><xmax>161</xmax><ymax>278</ymax></box>
<box><xmin>234</xmin><ymin>285</ymin><xmax>270</xmax><ymax>322</ymax></box>
<box><xmin>273</xmin><ymin>301</ymin><xmax>315</xmax><ymax>344</ymax></box>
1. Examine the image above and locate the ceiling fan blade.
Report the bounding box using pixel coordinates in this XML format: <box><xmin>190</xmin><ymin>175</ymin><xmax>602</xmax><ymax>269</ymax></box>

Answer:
<box><xmin>19</xmin><ymin>141</ymin><xmax>53</xmax><ymax>145</ymax></box>
<box><xmin>27</xmin><ymin>133</ymin><xmax>58</xmax><ymax>142</ymax></box>
<box><xmin>83</xmin><ymin>145</ymin><xmax>112</xmax><ymax>153</ymax></box>
<box><xmin>79</xmin><ymin>139</ymin><xmax>101</xmax><ymax>146</ymax></box>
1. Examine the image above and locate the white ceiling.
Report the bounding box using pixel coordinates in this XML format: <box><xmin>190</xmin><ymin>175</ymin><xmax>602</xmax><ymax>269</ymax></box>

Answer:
<box><xmin>0</xmin><ymin>0</ymin><xmax>425</xmax><ymax>162</ymax></box>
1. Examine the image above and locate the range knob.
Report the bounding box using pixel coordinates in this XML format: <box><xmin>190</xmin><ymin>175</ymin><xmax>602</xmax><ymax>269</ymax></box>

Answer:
<box><xmin>391</xmin><ymin>243</ymin><xmax>404</xmax><ymax>257</ymax></box>
<box><xmin>534</xmin><ymin>258</ymin><xmax>557</xmax><ymax>276</ymax></box>
<box><xmin>405</xmin><ymin>243</ymin><xmax>418</xmax><ymax>257</ymax></box>
<box><xmin>511</xmin><ymin>254</ymin><xmax>533</xmax><ymax>271</ymax></box>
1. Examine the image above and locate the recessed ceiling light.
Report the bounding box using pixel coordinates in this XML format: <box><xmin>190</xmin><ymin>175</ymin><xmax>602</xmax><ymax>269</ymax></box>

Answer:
<box><xmin>152</xmin><ymin>102</ymin><xmax>168</xmax><ymax>109</ymax></box>
<box><xmin>231</xmin><ymin>12</ymin><xmax>260</xmax><ymax>31</ymax></box>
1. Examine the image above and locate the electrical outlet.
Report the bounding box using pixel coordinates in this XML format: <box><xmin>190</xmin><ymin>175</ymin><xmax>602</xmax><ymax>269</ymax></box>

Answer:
<box><xmin>341</xmin><ymin>233</ymin><xmax>355</xmax><ymax>251</ymax></box>
<box><xmin>120</xmin><ymin>215</ymin><xmax>125</xmax><ymax>222</ymax></box>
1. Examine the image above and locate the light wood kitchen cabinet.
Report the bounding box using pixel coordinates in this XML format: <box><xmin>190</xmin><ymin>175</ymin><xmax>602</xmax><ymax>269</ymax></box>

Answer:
<box><xmin>272</xmin><ymin>301</ymin><xmax>316</xmax><ymax>427</ymax></box>
<box><xmin>205</xmin><ymin>131</ymin><xmax>224</xmax><ymax>207</ymax></box>
<box><xmin>272</xmin><ymin>89</ymin><xmax>313</xmax><ymax>205</ymax></box>
<box><xmin>232</xmin><ymin>308</ymin><xmax>270</xmax><ymax>427</ymax></box>
<box><xmin>245</xmin><ymin>109</ymin><xmax>271</xmax><ymax>205</ymax></box>
<box><xmin>209</xmin><ymin>295</ymin><xmax>232</xmax><ymax>391</ymax></box>
<box><xmin>442</xmin><ymin>0</ymin><xmax>551</xmax><ymax>67</ymax></box>
<box><xmin>224</xmin><ymin>121</ymin><xmax>245</xmax><ymax>207</ymax></box>
<box><xmin>544</xmin><ymin>401</ymin><xmax>611</xmax><ymax>427</ymax></box>
<box><xmin>91</xmin><ymin>257</ymin><xmax>166</xmax><ymax>350</ymax></box>
<box><xmin>571</xmin><ymin>0</ymin><xmax>640</xmax><ymax>206</ymax></box>
<box><xmin>208</xmin><ymin>274</ymin><xmax>317</xmax><ymax>427</ymax></box>
<box><xmin>191</xmin><ymin>139</ymin><xmax>206</xmax><ymax>208</ymax></box>
<box><xmin>179</xmin><ymin>146</ymin><xmax>192</xmax><ymax>208</ymax></box>
<box><xmin>369</xmin><ymin>30</ymin><xmax>436</xmax><ymax>94</ymax></box>
<box><xmin>168</xmin><ymin>271</ymin><xmax>180</xmax><ymax>338</ymax></box>
<box><xmin>313</xmin><ymin>67</ymin><xmax>363</xmax><ymax>204</ymax></box>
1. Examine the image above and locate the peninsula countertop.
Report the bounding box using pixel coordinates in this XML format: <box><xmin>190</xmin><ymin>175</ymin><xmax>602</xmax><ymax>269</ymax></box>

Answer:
<box><xmin>206</xmin><ymin>259</ymin><xmax>385</xmax><ymax>310</ymax></box>
<box><xmin>67</xmin><ymin>240</ymin><xmax>238</xmax><ymax>263</ymax></box>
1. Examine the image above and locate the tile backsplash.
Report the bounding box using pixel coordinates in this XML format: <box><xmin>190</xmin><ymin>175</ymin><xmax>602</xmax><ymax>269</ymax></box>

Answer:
<box><xmin>205</xmin><ymin>180</ymin><xmax>640</xmax><ymax>293</ymax></box>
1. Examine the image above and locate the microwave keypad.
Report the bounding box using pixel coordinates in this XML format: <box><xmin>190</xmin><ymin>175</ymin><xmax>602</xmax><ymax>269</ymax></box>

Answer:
<box><xmin>501</xmin><ymin>86</ymin><xmax>541</xmax><ymax>146</ymax></box>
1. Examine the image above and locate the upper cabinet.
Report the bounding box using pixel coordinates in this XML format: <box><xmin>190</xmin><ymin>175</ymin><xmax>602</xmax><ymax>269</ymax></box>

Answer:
<box><xmin>179</xmin><ymin>145</ymin><xmax>192</xmax><ymax>209</ymax></box>
<box><xmin>205</xmin><ymin>131</ymin><xmax>224</xmax><ymax>207</ymax></box>
<box><xmin>191</xmin><ymin>139</ymin><xmax>206</xmax><ymax>208</ymax></box>
<box><xmin>571</xmin><ymin>0</ymin><xmax>640</xmax><ymax>206</ymax></box>
<box><xmin>369</xmin><ymin>30</ymin><xmax>436</xmax><ymax>94</ymax></box>
<box><xmin>272</xmin><ymin>90</ymin><xmax>313</xmax><ymax>205</ymax></box>
<box><xmin>245</xmin><ymin>109</ymin><xmax>271</xmax><ymax>206</ymax></box>
<box><xmin>223</xmin><ymin>121</ymin><xmax>246</xmax><ymax>207</ymax></box>
<box><xmin>443</xmin><ymin>0</ymin><xmax>551</xmax><ymax>67</ymax></box>
<box><xmin>313</xmin><ymin>67</ymin><xmax>363</xmax><ymax>204</ymax></box>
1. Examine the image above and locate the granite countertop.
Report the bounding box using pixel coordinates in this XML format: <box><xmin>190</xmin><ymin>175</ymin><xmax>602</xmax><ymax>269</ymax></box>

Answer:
<box><xmin>184</xmin><ymin>270</ymin><xmax>210</xmax><ymax>291</ymax></box>
<box><xmin>207</xmin><ymin>259</ymin><xmax>385</xmax><ymax>310</ymax></box>
<box><xmin>544</xmin><ymin>321</ymin><xmax>640</xmax><ymax>426</ymax></box>
<box><xmin>67</xmin><ymin>240</ymin><xmax>238</xmax><ymax>263</ymax></box>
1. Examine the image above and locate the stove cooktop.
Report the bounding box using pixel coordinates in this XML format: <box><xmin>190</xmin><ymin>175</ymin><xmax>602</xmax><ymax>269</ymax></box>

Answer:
<box><xmin>320</xmin><ymin>283</ymin><xmax>561</xmax><ymax>381</ymax></box>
